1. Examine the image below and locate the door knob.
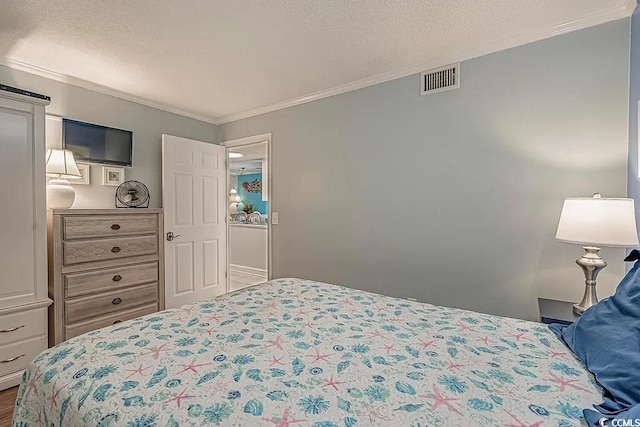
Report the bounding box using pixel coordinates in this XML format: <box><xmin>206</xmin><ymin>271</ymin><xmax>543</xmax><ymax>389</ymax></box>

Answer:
<box><xmin>166</xmin><ymin>232</ymin><xmax>182</xmax><ymax>241</ymax></box>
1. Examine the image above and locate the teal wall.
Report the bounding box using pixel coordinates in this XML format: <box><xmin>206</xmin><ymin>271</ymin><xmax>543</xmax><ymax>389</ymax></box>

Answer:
<box><xmin>221</xmin><ymin>19</ymin><xmax>631</xmax><ymax>321</ymax></box>
<box><xmin>238</xmin><ymin>173</ymin><xmax>268</xmax><ymax>214</ymax></box>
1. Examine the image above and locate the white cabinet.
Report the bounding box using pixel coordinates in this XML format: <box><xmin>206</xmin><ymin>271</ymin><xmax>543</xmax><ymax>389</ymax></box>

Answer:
<box><xmin>0</xmin><ymin>86</ymin><xmax>51</xmax><ymax>391</ymax></box>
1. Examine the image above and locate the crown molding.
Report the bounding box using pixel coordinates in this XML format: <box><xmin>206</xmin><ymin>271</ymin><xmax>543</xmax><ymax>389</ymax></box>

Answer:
<box><xmin>1</xmin><ymin>2</ymin><xmax>633</xmax><ymax>127</ymax></box>
<box><xmin>215</xmin><ymin>2</ymin><xmax>634</xmax><ymax>124</ymax></box>
<box><xmin>0</xmin><ymin>58</ymin><xmax>219</xmax><ymax>124</ymax></box>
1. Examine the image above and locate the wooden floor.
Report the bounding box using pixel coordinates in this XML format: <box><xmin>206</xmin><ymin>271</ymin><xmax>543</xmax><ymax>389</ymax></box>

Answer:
<box><xmin>0</xmin><ymin>387</ymin><xmax>17</xmax><ymax>427</ymax></box>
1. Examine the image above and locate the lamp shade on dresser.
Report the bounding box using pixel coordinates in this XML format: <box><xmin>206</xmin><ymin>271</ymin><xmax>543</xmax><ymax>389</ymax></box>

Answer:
<box><xmin>0</xmin><ymin>85</ymin><xmax>52</xmax><ymax>391</ymax></box>
<box><xmin>47</xmin><ymin>209</ymin><xmax>165</xmax><ymax>345</ymax></box>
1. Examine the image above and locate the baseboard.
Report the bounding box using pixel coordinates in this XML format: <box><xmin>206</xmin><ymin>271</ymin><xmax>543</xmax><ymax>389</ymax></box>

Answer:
<box><xmin>230</xmin><ymin>264</ymin><xmax>267</xmax><ymax>277</ymax></box>
<box><xmin>0</xmin><ymin>370</ymin><xmax>23</xmax><ymax>391</ymax></box>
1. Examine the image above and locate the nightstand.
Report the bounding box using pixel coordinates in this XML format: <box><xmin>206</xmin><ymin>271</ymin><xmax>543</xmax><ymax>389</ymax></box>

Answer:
<box><xmin>538</xmin><ymin>298</ymin><xmax>580</xmax><ymax>326</ymax></box>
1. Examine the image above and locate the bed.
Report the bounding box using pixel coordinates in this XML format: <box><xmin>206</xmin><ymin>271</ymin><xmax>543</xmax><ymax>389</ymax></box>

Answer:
<box><xmin>12</xmin><ymin>278</ymin><xmax>601</xmax><ymax>426</ymax></box>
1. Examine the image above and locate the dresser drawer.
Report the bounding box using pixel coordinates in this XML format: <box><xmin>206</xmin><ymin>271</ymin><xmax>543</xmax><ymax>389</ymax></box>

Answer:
<box><xmin>65</xmin><ymin>262</ymin><xmax>159</xmax><ymax>298</ymax></box>
<box><xmin>65</xmin><ymin>282</ymin><xmax>158</xmax><ymax>324</ymax></box>
<box><xmin>0</xmin><ymin>336</ymin><xmax>47</xmax><ymax>378</ymax></box>
<box><xmin>63</xmin><ymin>235</ymin><xmax>158</xmax><ymax>265</ymax></box>
<box><xmin>0</xmin><ymin>307</ymin><xmax>47</xmax><ymax>346</ymax></box>
<box><xmin>63</xmin><ymin>215</ymin><xmax>158</xmax><ymax>240</ymax></box>
<box><xmin>66</xmin><ymin>303</ymin><xmax>158</xmax><ymax>340</ymax></box>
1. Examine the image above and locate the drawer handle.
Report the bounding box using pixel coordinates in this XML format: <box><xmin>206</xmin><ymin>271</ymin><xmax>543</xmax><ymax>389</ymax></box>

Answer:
<box><xmin>112</xmin><ymin>298</ymin><xmax>122</xmax><ymax>305</ymax></box>
<box><xmin>0</xmin><ymin>325</ymin><xmax>24</xmax><ymax>333</ymax></box>
<box><xmin>111</xmin><ymin>224</ymin><xmax>121</xmax><ymax>230</ymax></box>
<box><xmin>112</xmin><ymin>275</ymin><xmax>123</xmax><ymax>282</ymax></box>
<box><xmin>1</xmin><ymin>354</ymin><xmax>25</xmax><ymax>363</ymax></box>
<box><xmin>113</xmin><ymin>320</ymin><xmax>122</xmax><ymax>325</ymax></box>
<box><xmin>111</xmin><ymin>247</ymin><xmax>121</xmax><ymax>253</ymax></box>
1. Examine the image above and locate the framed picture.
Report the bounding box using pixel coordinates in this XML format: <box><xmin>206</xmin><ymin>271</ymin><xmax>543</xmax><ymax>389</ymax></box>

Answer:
<box><xmin>102</xmin><ymin>166</ymin><xmax>125</xmax><ymax>186</ymax></box>
<box><xmin>71</xmin><ymin>163</ymin><xmax>90</xmax><ymax>185</ymax></box>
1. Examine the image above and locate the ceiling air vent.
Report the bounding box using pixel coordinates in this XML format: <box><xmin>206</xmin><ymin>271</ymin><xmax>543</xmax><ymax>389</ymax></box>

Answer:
<box><xmin>420</xmin><ymin>63</ymin><xmax>460</xmax><ymax>96</ymax></box>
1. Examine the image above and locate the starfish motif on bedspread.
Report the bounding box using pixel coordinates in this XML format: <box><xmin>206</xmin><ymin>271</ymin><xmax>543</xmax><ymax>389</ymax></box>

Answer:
<box><xmin>201</xmin><ymin>327</ymin><xmax>216</xmax><ymax>336</ymax></box>
<box><xmin>341</xmin><ymin>298</ymin><xmax>354</xmax><ymax>306</ymax></box>
<box><xmin>373</xmin><ymin>305</ymin><xmax>388</xmax><ymax>313</ymax></box>
<box><xmin>418</xmin><ymin>339</ymin><xmax>437</xmax><ymax>349</ymax></box>
<box><xmin>262</xmin><ymin>409</ymin><xmax>307</xmax><ymax>427</ymax></box>
<box><xmin>504</xmin><ymin>412</ymin><xmax>545</xmax><ymax>427</ymax></box>
<box><xmin>146</xmin><ymin>343</ymin><xmax>172</xmax><ymax>359</ymax></box>
<box><xmin>457</xmin><ymin>321</ymin><xmax>475</xmax><ymax>332</ymax></box>
<box><xmin>548</xmin><ymin>350</ymin><xmax>566</xmax><ymax>358</ymax></box>
<box><xmin>419</xmin><ymin>385</ymin><xmax>461</xmax><ymax>415</ymax></box>
<box><xmin>303</xmin><ymin>320</ymin><xmax>316</xmax><ymax>328</ymax></box>
<box><xmin>268</xmin><ymin>355</ymin><xmax>285</xmax><ymax>367</ymax></box>
<box><xmin>46</xmin><ymin>380</ymin><xmax>67</xmax><ymax>409</ymax></box>
<box><xmin>545</xmin><ymin>372</ymin><xmax>591</xmax><ymax>392</ymax></box>
<box><xmin>163</xmin><ymin>388</ymin><xmax>195</xmax><ymax>408</ymax></box>
<box><xmin>176</xmin><ymin>357</ymin><xmax>211</xmax><ymax>375</ymax></box>
<box><xmin>509</xmin><ymin>332</ymin><xmax>530</xmax><ymax>341</ymax></box>
<box><xmin>126</xmin><ymin>364</ymin><xmax>152</xmax><ymax>379</ymax></box>
<box><xmin>368</xmin><ymin>329</ymin><xmax>386</xmax><ymax>339</ymax></box>
<box><xmin>264</xmin><ymin>335</ymin><xmax>286</xmax><ymax>350</ymax></box>
<box><xmin>306</xmin><ymin>349</ymin><xmax>333</xmax><ymax>363</ymax></box>
<box><xmin>478</xmin><ymin>336</ymin><xmax>494</xmax><ymax>345</ymax></box>
<box><xmin>384</xmin><ymin>343</ymin><xmax>395</xmax><ymax>355</ymax></box>
<box><xmin>24</xmin><ymin>371</ymin><xmax>43</xmax><ymax>400</ymax></box>
<box><xmin>321</xmin><ymin>375</ymin><xmax>344</xmax><ymax>391</ymax></box>
<box><xmin>447</xmin><ymin>360</ymin><xmax>466</xmax><ymax>370</ymax></box>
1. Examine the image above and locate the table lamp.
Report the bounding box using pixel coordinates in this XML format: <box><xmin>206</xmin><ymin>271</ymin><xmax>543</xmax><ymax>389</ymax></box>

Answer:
<box><xmin>555</xmin><ymin>193</ymin><xmax>639</xmax><ymax>315</ymax></box>
<box><xmin>46</xmin><ymin>149</ymin><xmax>81</xmax><ymax>209</ymax></box>
<box><xmin>229</xmin><ymin>187</ymin><xmax>242</xmax><ymax>214</ymax></box>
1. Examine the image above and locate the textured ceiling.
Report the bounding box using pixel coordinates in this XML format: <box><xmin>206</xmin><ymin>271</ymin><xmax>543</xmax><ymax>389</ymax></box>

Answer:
<box><xmin>0</xmin><ymin>0</ymin><xmax>633</xmax><ymax>123</ymax></box>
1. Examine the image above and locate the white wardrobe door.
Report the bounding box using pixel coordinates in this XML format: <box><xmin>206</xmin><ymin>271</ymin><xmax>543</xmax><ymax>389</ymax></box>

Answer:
<box><xmin>0</xmin><ymin>106</ymin><xmax>38</xmax><ymax>309</ymax></box>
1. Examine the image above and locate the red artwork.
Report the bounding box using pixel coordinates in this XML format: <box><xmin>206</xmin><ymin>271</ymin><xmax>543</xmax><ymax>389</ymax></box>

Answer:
<box><xmin>242</xmin><ymin>179</ymin><xmax>262</xmax><ymax>193</ymax></box>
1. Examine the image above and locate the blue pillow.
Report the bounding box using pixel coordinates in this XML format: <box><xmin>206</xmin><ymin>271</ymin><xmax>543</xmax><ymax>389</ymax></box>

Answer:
<box><xmin>550</xmin><ymin>251</ymin><xmax>640</xmax><ymax>419</ymax></box>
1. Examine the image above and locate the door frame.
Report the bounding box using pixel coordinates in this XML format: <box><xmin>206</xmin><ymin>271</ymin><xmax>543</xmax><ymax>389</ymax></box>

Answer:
<box><xmin>222</xmin><ymin>133</ymin><xmax>272</xmax><ymax>290</ymax></box>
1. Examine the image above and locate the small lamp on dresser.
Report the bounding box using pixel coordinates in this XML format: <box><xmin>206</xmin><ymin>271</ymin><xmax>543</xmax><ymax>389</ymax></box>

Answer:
<box><xmin>555</xmin><ymin>193</ymin><xmax>639</xmax><ymax>315</ymax></box>
<box><xmin>46</xmin><ymin>148</ymin><xmax>81</xmax><ymax>209</ymax></box>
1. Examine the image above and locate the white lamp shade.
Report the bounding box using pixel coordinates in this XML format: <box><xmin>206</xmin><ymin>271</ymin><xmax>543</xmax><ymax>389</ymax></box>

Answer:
<box><xmin>556</xmin><ymin>196</ymin><xmax>639</xmax><ymax>247</ymax></box>
<box><xmin>46</xmin><ymin>149</ymin><xmax>81</xmax><ymax>179</ymax></box>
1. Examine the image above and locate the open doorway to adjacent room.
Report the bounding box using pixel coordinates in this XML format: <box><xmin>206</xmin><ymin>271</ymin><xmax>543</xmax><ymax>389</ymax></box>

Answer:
<box><xmin>223</xmin><ymin>134</ymin><xmax>271</xmax><ymax>291</ymax></box>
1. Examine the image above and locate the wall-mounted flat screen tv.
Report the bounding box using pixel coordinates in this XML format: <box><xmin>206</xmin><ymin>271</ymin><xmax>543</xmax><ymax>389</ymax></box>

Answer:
<box><xmin>62</xmin><ymin>119</ymin><xmax>133</xmax><ymax>166</ymax></box>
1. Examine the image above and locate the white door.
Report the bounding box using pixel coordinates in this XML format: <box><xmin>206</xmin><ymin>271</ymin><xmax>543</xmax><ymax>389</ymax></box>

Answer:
<box><xmin>162</xmin><ymin>134</ymin><xmax>227</xmax><ymax>308</ymax></box>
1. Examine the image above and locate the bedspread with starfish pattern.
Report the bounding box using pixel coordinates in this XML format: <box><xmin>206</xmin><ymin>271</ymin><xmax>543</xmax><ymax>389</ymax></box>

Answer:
<box><xmin>12</xmin><ymin>278</ymin><xmax>601</xmax><ymax>426</ymax></box>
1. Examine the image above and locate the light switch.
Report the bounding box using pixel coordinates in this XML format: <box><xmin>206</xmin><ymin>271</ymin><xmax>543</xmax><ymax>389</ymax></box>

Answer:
<box><xmin>272</xmin><ymin>212</ymin><xmax>279</xmax><ymax>225</ymax></box>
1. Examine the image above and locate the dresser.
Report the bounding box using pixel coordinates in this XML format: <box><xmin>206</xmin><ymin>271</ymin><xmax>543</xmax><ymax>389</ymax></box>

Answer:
<box><xmin>48</xmin><ymin>209</ymin><xmax>164</xmax><ymax>345</ymax></box>
<box><xmin>0</xmin><ymin>86</ymin><xmax>51</xmax><ymax>391</ymax></box>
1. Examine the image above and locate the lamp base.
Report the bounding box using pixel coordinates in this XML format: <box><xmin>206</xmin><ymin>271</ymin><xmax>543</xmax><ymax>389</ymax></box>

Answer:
<box><xmin>572</xmin><ymin>246</ymin><xmax>606</xmax><ymax>316</ymax></box>
<box><xmin>47</xmin><ymin>178</ymin><xmax>76</xmax><ymax>209</ymax></box>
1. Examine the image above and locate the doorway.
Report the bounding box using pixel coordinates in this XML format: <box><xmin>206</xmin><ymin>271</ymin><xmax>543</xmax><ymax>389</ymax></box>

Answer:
<box><xmin>223</xmin><ymin>134</ymin><xmax>272</xmax><ymax>291</ymax></box>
